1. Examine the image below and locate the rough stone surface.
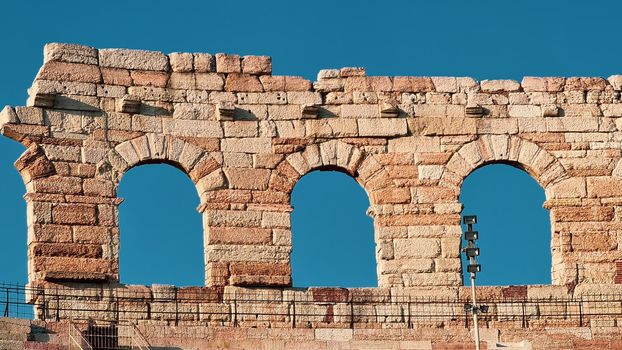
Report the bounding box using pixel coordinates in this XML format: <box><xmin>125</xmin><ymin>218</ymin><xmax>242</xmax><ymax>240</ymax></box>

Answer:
<box><xmin>4</xmin><ymin>44</ymin><xmax>622</xmax><ymax>320</ymax></box>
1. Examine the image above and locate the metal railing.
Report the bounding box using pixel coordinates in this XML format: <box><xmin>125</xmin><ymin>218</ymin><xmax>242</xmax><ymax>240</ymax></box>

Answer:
<box><xmin>69</xmin><ymin>320</ymin><xmax>93</xmax><ymax>350</ymax></box>
<box><xmin>2</xmin><ymin>282</ymin><xmax>622</xmax><ymax>329</ymax></box>
<box><xmin>67</xmin><ymin>320</ymin><xmax>151</xmax><ymax>350</ymax></box>
<box><xmin>129</xmin><ymin>323</ymin><xmax>151</xmax><ymax>350</ymax></box>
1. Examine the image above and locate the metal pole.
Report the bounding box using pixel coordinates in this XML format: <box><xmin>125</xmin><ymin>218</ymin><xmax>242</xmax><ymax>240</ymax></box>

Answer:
<box><xmin>468</xmin><ymin>222</ymin><xmax>480</xmax><ymax>350</ymax></box>
<box><xmin>470</xmin><ymin>271</ymin><xmax>480</xmax><ymax>350</ymax></box>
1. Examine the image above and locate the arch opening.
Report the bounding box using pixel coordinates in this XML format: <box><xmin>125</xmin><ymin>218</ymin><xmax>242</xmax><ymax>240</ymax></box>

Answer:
<box><xmin>0</xmin><ymin>137</ymin><xmax>27</xmax><ymax>284</ymax></box>
<box><xmin>291</xmin><ymin>170</ymin><xmax>377</xmax><ymax>288</ymax></box>
<box><xmin>460</xmin><ymin>163</ymin><xmax>552</xmax><ymax>286</ymax></box>
<box><xmin>118</xmin><ymin>163</ymin><xmax>204</xmax><ymax>286</ymax></box>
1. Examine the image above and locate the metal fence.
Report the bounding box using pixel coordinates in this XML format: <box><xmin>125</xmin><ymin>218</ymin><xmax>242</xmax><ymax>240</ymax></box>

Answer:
<box><xmin>2</xmin><ymin>283</ymin><xmax>622</xmax><ymax>329</ymax></box>
<box><xmin>68</xmin><ymin>320</ymin><xmax>150</xmax><ymax>350</ymax></box>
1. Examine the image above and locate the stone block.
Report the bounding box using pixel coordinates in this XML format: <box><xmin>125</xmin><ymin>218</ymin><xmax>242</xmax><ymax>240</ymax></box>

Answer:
<box><xmin>194</xmin><ymin>53</ymin><xmax>216</xmax><ymax>72</ymax></box>
<box><xmin>130</xmin><ymin>70</ymin><xmax>169</xmax><ymax>87</ymax></box>
<box><xmin>52</xmin><ymin>204</ymin><xmax>97</xmax><ymax>225</ymax></box>
<box><xmin>285</xmin><ymin>76</ymin><xmax>312</xmax><ymax>91</ymax></box>
<box><xmin>221</xmin><ymin>137</ymin><xmax>271</xmax><ymax>153</ymax></box>
<box><xmin>37</xmin><ymin>61</ymin><xmax>101</xmax><ymax>83</ymax></box>
<box><xmin>168</xmin><ymin>72</ymin><xmax>196</xmax><ymax>89</ymax></box>
<box><xmin>205</xmin><ymin>244</ymin><xmax>290</xmax><ymax>263</ymax></box>
<box><xmin>205</xmin><ymin>210</ymin><xmax>263</xmax><ymax>227</ymax></box>
<box><xmin>225</xmin><ymin>73</ymin><xmax>263</xmax><ymax>92</ymax></box>
<box><xmin>415</xmin><ymin>117</ymin><xmax>476</xmax><ymax>136</ymax></box>
<box><xmin>225</xmin><ymin>167</ymin><xmax>271</xmax><ymax>190</ymax></box>
<box><xmin>44</xmin><ymin>43</ymin><xmax>99</xmax><ymax>65</ymax></box>
<box><xmin>242</xmin><ymin>55</ymin><xmax>272</xmax><ymax>74</ymax></box>
<box><xmin>318</xmin><ymin>69</ymin><xmax>340</xmax><ymax>80</ymax></box>
<box><xmin>99</xmin><ymin>48</ymin><xmax>169</xmax><ymax>71</ymax></box>
<box><xmin>207</xmin><ymin>227</ymin><xmax>272</xmax><ymax>245</ymax></box>
<box><xmin>169</xmin><ymin>52</ymin><xmax>194</xmax><ymax>72</ymax></box>
<box><xmin>101</xmin><ymin>67</ymin><xmax>132</xmax><ymax>86</ymax></box>
<box><xmin>268</xmin><ymin>104</ymin><xmax>300</xmax><ymax>120</ymax></box>
<box><xmin>553</xmin><ymin>207</ymin><xmax>614</xmax><ymax>222</ymax></box>
<box><xmin>261</xmin><ymin>211</ymin><xmax>290</xmax><ymax>229</ymax></box>
<box><xmin>480</xmin><ymin>79</ymin><xmax>520</xmax><ymax>92</ymax></box>
<box><xmin>173</xmin><ymin>102</ymin><xmax>214</xmax><ymax>120</ymax></box>
<box><xmin>521</xmin><ymin>77</ymin><xmax>565</xmax><ymax>92</ymax></box>
<box><xmin>566</xmin><ymin>77</ymin><xmax>608</xmax><ymax>91</ymax></box>
<box><xmin>608</xmin><ymin>75</ymin><xmax>622</xmax><ymax>91</ymax></box>
<box><xmin>431</xmin><ymin>77</ymin><xmax>458</xmax><ymax>93</ymax></box>
<box><xmin>259</xmin><ymin>75</ymin><xmax>285</xmax><ymax>91</ymax></box>
<box><xmin>215</xmin><ymin>53</ymin><xmax>242</xmax><ymax>73</ymax></box>
<box><xmin>508</xmin><ymin>105</ymin><xmax>541</xmax><ymax>118</ymax></box>
<box><xmin>196</xmin><ymin>73</ymin><xmax>225</xmax><ymax>90</ymax></box>
<box><xmin>371</xmin><ymin>188</ymin><xmax>411</xmax><ymax>204</ymax></box>
<box><xmin>393</xmin><ymin>238</ymin><xmax>441</xmax><ymax>258</ymax></box>
<box><xmin>357</xmin><ymin>118</ymin><xmax>407</xmax><ymax>137</ymax></box>
<box><xmin>546</xmin><ymin>177</ymin><xmax>586</xmax><ymax>199</ymax></box>
<box><xmin>587</xmin><ymin>177</ymin><xmax>622</xmax><ymax>198</ymax></box>
<box><xmin>162</xmin><ymin>119</ymin><xmax>223</xmax><ymax>137</ymax></box>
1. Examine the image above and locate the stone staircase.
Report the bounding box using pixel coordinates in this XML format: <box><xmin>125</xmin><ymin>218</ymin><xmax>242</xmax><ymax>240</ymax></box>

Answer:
<box><xmin>0</xmin><ymin>318</ymin><xmax>30</xmax><ymax>350</ymax></box>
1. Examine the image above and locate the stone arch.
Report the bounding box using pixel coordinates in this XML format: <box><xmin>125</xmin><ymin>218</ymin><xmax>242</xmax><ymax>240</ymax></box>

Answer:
<box><xmin>440</xmin><ymin>135</ymin><xmax>570</xmax><ymax>193</ymax></box>
<box><xmin>96</xmin><ymin>134</ymin><xmax>226</xmax><ymax>201</ymax></box>
<box><xmin>444</xmin><ymin>135</ymin><xmax>571</xmax><ymax>286</ymax></box>
<box><xmin>273</xmin><ymin>140</ymin><xmax>392</xmax><ymax>286</ymax></box>
<box><xmin>270</xmin><ymin>139</ymin><xmax>389</xmax><ymax>202</ymax></box>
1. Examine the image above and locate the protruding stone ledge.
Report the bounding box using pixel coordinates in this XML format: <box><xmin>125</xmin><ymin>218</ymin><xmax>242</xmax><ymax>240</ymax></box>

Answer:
<box><xmin>116</xmin><ymin>97</ymin><xmax>141</xmax><ymax>114</ymax></box>
<box><xmin>28</xmin><ymin>93</ymin><xmax>56</xmax><ymax>108</ymax></box>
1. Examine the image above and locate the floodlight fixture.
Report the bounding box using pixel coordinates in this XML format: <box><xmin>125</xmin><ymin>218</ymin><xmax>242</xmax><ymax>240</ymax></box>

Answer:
<box><xmin>464</xmin><ymin>303</ymin><xmax>472</xmax><ymax>312</ymax></box>
<box><xmin>466</xmin><ymin>247</ymin><xmax>480</xmax><ymax>258</ymax></box>
<box><xmin>463</xmin><ymin>215</ymin><xmax>477</xmax><ymax>225</ymax></box>
<box><xmin>467</xmin><ymin>264</ymin><xmax>481</xmax><ymax>273</ymax></box>
<box><xmin>479</xmin><ymin>305</ymin><xmax>489</xmax><ymax>313</ymax></box>
<box><xmin>465</xmin><ymin>231</ymin><xmax>479</xmax><ymax>241</ymax></box>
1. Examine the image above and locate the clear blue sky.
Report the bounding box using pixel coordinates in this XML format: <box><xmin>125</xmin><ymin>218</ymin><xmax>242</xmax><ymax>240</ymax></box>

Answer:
<box><xmin>0</xmin><ymin>0</ymin><xmax>619</xmax><ymax>287</ymax></box>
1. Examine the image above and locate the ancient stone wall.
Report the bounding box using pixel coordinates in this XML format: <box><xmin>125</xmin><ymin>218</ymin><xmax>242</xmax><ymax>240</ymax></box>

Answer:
<box><xmin>2</xmin><ymin>43</ymin><xmax>622</xmax><ymax>292</ymax></box>
<box><xmin>4</xmin><ymin>316</ymin><xmax>622</xmax><ymax>350</ymax></box>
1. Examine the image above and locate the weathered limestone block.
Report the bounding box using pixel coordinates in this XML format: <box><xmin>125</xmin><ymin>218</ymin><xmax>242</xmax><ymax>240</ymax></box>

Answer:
<box><xmin>221</xmin><ymin>137</ymin><xmax>271</xmax><ymax>153</ymax></box>
<box><xmin>357</xmin><ymin>118</ymin><xmax>407</xmax><ymax>137</ymax></box>
<box><xmin>37</xmin><ymin>61</ymin><xmax>102</xmax><ymax>83</ymax></box>
<box><xmin>225</xmin><ymin>73</ymin><xmax>263</xmax><ymax>92</ymax></box>
<box><xmin>242</xmin><ymin>56</ymin><xmax>272</xmax><ymax>74</ymax></box>
<box><xmin>416</xmin><ymin>117</ymin><xmax>476</xmax><ymax>136</ymax></box>
<box><xmin>565</xmin><ymin>77</ymin><xmax>609</xmax><ymax>91</ymax></box>
<box><xmin>207</xmin><ymin>227</ymin><xmax>272</xmax><ymax>245</ymax></box>
<box><xmin>480</xmin><ymin>79</ymin><xmax>520</xmax><ymax>92</ymax></box>
<box><xmin>393</xmin><ymin>238</ymin><xmax>441</xmax><ymax>258</ymax></box>
<box><xmin>168</xmin><ymin>72</ymin><xmax>196</xmax><ymax>89</ymax></box>
<box><xmin>205</xmin><ymin>244</ymin><xmax>291</xmax><ymax>263</ymax></box>
<box><xmin>44</xmin><ymin>43</ymin><xmax>99</xmax><ymax>65</ymax></box>
<box><xmin>216</xmin><ymin>53</ymin><xmax>242</xmax><ymax>73</ymax></box>
<box><xmin>101</xmin><ymin>67</ymin><xmax>132</xmax><ymax>85</ymax></box>
<box><xmin>162</xmin><ymin>119</ymin><xmax>223</xmax><ymax>137</ymax></box>
<box><xmin>169</xmin><ymin>52</ymin><xmax>194</xmax><ymax>72</ymax></box>
<box><xmin>225</xmin><ymin>168</ymin><xmax>271</xmax><ymax>190</ymax></box>
<box><xmin>521</xmin><ymin>77</ymin><xmax>565</xmax><ymax>92</ymax></box>
<box><xmin>99</xmin><ymin>48</ymin><xmax>169</xmax><ymax>71</ymax></box>
<box><xmin>130</xmin><ymin>70</ymin><xmax>169</xmax><ymax>87</ymax></box>
<box><xmin>194</xmin><ymin>53</ymin><xmax>216</xmax><ymax>72</ymax></box>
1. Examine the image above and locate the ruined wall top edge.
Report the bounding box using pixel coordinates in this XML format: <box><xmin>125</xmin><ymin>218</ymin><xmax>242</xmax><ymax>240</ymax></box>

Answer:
<box><xmin>28</xmin><ymin>42</ymin><xmax>622</xmax><ymax>94</ymax></box>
